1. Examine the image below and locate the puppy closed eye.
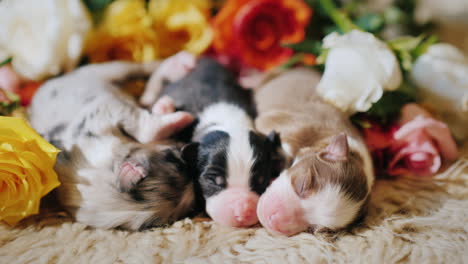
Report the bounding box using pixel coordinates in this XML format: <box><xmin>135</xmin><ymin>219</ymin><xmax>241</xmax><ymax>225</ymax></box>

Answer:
<box><xmin>204</xmin><ymin>172</ymin><xmax>226</xmax><ymax>187</ymax></box>
<box><xmin>215</xmin><ymin>176</ymin><xmax>225</xmax><ymax>185</ymax></box>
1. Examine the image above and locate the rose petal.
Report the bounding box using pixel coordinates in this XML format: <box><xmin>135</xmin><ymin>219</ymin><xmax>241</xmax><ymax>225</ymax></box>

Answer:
<box><xmin>399</xmin><ymin>103</ymin><xmax>432</xmax><ymax>124</ymax></box>
<box><xmin>213</xmin><ymin>0</ymin><xmax>311</xmax><ymax>70</ymax></box>
<box><xmin>0</xmin><ymin>65</ymin><xmax>22</xmax><ymax>93</ymax></box>
<box><xmin>389</xmin><ymin>130</ymin><xmax>441</xmax><ymax>176</ymax></box>
<box><xmin>395</xmin><ymin>115</ymin><xmax>458</xmax><ymax>161</ymax></box>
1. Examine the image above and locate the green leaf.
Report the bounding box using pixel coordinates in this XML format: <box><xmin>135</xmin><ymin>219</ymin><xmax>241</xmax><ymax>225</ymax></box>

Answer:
<box><xmin>388</xmin><ymin>35</ymin><xmax>424</xmax><ymax>52</ymax></box>
<box><xmin>388</xmin><ymin>35</ymin><xmax>438</xmax><ymax>72</ymax></box>
<box><xmin>0</xmin><ymin>57</ymin><xmax>12</xmax><ymax>67</ymax></box>
<box><xmin>397</xmin><ymin>79</ymin><xmax>418</xmax><ymax>99</ymax></box>
<box><xmin>280</xmin><ymin>53</ymin><xmax>306</xmax><ymax>69</ymax></box>
<box><xmin>0</xmin><ymin>89</ymin><xmax>20</xmax><ymax>116</ymax></box>
<box><xmin>283</xmin><ymin>39</ymin><xmax>322</xmax><ymax>55</ymax></box>
<box><xmin>323</xmin><ymin>25</ymin><xmax>341</xmax><ymax>35</ymax></box>
<box><xmin>383</xmin><ymin>6</ymin><xmax>406</xmax><ymax>25</ymax></box>
<box><xmin>355</xmin><ymin>13</ymin><xmax>384</xmax><ymax>33</ymax></box>
<box><xmin>316</xmin><ymin>48</ymin><xmax>329</xmax><ymax>65</ymax></box>
<box><xmin>84</xmin><ymin>0</ymin><xmax>114</xmax><ymax>11</ymax></box>
<box><xmin>412</xmin><ymin>35</ymin><xmax>438</xmax><ymax>59</ymax></box>
<box><xmin>398</xmin><ymin>50</ymin><xmax>413</xmax><ymax>71</ymax></box>
<box><xmin>84</xmin><ymin>0</ymin><xmax>115</xmax><ymax>24</ymax></box>
<box><xmin>365</xmin><ymin>79</ymin><xmax>417</xmax><ymax>123</ymax></box>
<box><xmin>366</xmin><ymin>91</ymin><xmax>414</xmax><ymax>123</ymax></box>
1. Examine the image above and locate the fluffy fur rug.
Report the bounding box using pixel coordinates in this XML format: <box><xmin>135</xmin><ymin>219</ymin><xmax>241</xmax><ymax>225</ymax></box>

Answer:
<box><xmin>1</xmin><ymin>144</ymin><xmax>467</xmax><ymax>264</ymax></box>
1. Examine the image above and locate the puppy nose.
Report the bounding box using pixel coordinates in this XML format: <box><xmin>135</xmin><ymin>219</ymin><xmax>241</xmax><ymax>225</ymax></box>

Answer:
<box><xmin>262</xmin><ymin>203</ymin><xmax>307</xmax><ymax>236</ymax></box>
<box><xmin>232</xmin><ymin>194</ymin><xmax>259</xmax><ymax>227</ymax></box>
<box><xmin>268</xmin><ymin>212</ymin><xmax>300</xmax><ymax>236</ymax></box>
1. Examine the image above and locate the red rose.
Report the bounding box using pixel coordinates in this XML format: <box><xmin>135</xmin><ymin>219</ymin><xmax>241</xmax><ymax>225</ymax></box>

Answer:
<box><xmin>18</xmin><ymin>81</ymin><xmax>41</xmax><ymax>106</ymax></box>
<box><xmin>212</xmin><ymin>0</ymin><xmax>312</xmax><ymax>70</ymax></box>
<box><xmin>361</xmin><ymin>121</ymin><xmax>396</xmax><ymax>176</ymax></box>
<box><xmin>362</xmin><ymin>121</ymin><xmax>394</xmax><ymax>151</ymax></box>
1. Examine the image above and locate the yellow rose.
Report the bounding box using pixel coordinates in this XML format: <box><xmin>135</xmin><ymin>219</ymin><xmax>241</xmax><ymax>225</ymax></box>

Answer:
<box><xmin>149</xmin><ymin>0</ymin><xmax>214</xmax><ymax>57</ymax></box>
<box><xmin>85</xmin><ymin>0</ymin><xmax>160</xmax><ymax>62</ymax></box>
<box><xmin>84</xmin><ymin>0</ymin><xmax>213</xmax><ymax>62</ymax></box>
<box><xmin>0</xmin><ymin>117</ymin><xmax>60</xmax><ymax>225</ymax></box>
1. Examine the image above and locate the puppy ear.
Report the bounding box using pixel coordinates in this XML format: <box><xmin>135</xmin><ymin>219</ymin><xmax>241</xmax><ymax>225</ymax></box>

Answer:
<box><xmin>322</xmin><ymin>133</ymin><xmax>348</xmax><ymax>161</ymax></box>
<box><xmin>267</xmin><ymin>130</ymin><xmax>281</xmax><ymax>147</ymax></box>
<box><xmin>118</xmin><ymin>161</ymin><xmax>147</xmax><ymax>192</ymax></box>
<box><xmin>181</xmin><ymin>142</ymin><xmax>199</xmax><ymax>165</ymax></box>
<box><xmin>151</xmin><ymin>95</ymin><xmax>175</xmax><ymax>114</ymax></box>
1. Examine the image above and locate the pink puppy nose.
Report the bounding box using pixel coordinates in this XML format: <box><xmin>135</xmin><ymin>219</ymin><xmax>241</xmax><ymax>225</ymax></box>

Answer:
<box><xmin>268</xmin><ymin>211</ymin><xmax>302</xmax><ymax>236</ymax></box>
<box><xmin>232</xmin><ymin>195</ymin><xmax>259</xmax><ymax>226</ymax></box>
<box><xmin>257</xmin><ymin>187</ymin><xmax>309</xmax><ymax>236</ymax></box>
<box><xmin>206</xmin><ymin>188</ymin><xmax>260</xmax><ymax>227</ymax></box>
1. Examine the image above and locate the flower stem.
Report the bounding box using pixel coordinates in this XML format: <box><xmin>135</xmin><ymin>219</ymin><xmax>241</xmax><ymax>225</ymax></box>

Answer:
<box><xmin>0</xmin><ymin>57</ymin><xmax>12</xmax><ymax>67</ymax></box>
<box><xmin>318</xmin><ymin>0</ymin><xmax>360</xmax><ymax>33</ymax></box>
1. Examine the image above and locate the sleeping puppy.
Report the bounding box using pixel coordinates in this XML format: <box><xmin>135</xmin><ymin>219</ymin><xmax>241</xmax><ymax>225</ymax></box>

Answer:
<box><xmin>254</xmin><ymin>68</ymin><xmax>374</xmax><ymax>236</ymax></box>
<box><xmin>141</xmin><ymin>53</ymin><xmax>284</xmax><ymax>227</ymax></box>
<box><xmin>28</xmin><ymin>62</ymin><xmax>199</xmax><ymax>231</ymax></box>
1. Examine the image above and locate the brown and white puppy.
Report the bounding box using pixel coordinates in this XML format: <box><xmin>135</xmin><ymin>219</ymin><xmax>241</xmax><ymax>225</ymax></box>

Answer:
<box><xmin>29</xmin><ymin>62</ymin><xmax>198</xmax><ymax>230</ymax></box>
<box><xmin>254</xmin><ymin>68</ymin><xmax>374</xmax><ymax>236</ymax></box>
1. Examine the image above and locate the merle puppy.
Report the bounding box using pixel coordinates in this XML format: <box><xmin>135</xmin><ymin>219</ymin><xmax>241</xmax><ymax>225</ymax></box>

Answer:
<box><xmin>141</xmin><ymin>53</ymin><xmax>284</xmax><ymax>227</ymax></box>
<box><xmin>28</xmin><ymin>61</ymin><xmax>199</xmax><ymax>231</ymax></box>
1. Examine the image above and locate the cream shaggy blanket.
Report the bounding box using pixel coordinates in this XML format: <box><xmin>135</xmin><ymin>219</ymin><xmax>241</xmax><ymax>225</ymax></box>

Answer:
<box><xmin>1</xmin><ymin>144</ymin><xmax>467</xmax><ymax>264</ymax></box>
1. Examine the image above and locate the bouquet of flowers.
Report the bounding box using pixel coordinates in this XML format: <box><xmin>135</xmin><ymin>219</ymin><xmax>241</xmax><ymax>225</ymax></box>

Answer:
<box><xmin>0</xmin><ymin>0</ymin><xmax>466</xmax><ymax>224</ymax></box>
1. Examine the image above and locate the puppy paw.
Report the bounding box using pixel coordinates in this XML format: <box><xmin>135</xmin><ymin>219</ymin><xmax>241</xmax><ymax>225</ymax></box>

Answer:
<box><xmin>152</xmin><ymin>111</ymin><xmax>194</xmax><ymax>140</ymax></box>
<box><xmin>136</xmin><ymin>110</ymin><xmax>194</xmax><ymax>143</ymax></box>
<box><xmin>152</xmin><ymin>95</ymin><xmax>176</xmax><ymax>115</ymax></box>
<box><xmin>140</xmin><ymin>52</ymin><xmax>197</xmax><ymax>107</ymax></box>
<box><xmin>159</xmin><ymin>51</ymin><xmax>197</xmax><ymax>83</ymax></box>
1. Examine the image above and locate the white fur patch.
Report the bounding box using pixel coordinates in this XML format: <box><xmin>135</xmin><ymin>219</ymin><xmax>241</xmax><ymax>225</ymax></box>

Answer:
<box><xmin>347</xmin><ymin>136</ymin><xmax>375</xmax><ymax>190</ymax></box>
<box><xmin>77</xmin><ymin>136</ymin><xmax>119</xmax><ymax>169</ymax></box>
<box><xmin>282</xmin><ymin>143</ymin><xmax>294</xmax><ymax>158</ymax></box>
<box><xmin>300</xmin><ymin>185</ymin><xmax>364</xmax><ymax>229</ymax></box>
<box><xmin>226</xmin><ymin>131</ymin><xmax>255</xmax><ymax>188</ymax></box>
<box><xmin>267</xmin><ymin>171</ymin><xmax>298</xmax><ymax>200</ymax></box>
<box><xmin>193</xmin><ymin>103</ymin><xmax>254</xmax><ymax>141</ymax></box>
<box><xmin>194</xmin><ymin>102</ymin><xmax>256</xmax><ymax>189</ymax></box>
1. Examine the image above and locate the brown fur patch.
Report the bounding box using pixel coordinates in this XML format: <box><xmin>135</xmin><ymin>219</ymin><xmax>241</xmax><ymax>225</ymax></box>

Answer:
<box><xmin>289</xmin><ymin>148</ymin><xmax>369</xmax><ymax>202</ymax></box>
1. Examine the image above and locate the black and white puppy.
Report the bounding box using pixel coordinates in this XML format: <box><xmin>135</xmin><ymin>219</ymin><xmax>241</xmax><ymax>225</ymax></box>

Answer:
<box><xmin>141</xmin><ymin>53</ymin><xmax>284</xmax><ymax>227</ymax></box>
<box><xmin>28</xmin><ymin>62</ymin><xmax>199</xmax><ymax>230</ymax></box>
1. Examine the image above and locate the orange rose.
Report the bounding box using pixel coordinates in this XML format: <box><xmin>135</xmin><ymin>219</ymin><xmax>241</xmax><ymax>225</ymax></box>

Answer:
<box><xmin>212</xmin><ymin>0</ymin><xmax>312</xmax><ymax>70</ymax></box>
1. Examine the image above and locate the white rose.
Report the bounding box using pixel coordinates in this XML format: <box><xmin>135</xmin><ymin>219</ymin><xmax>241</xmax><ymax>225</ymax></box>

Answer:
<box><xmin>415</xmin><ymin>0</ymin><xmax>468</xmax><ymax>25</ymax></box>
<box><xmin>0</xmin><ymin>0</ymin><xmax>92</xmax><ymax>80</ymax></box>
<box><xmin>316</xmin><ymin>30</ymin><xmax>402</xmax><ymax>114</ymax></box>
<box><xmin>411</xmin><ymin>43</ymin><xmax>468</xmax><ymax>140</ymax></box>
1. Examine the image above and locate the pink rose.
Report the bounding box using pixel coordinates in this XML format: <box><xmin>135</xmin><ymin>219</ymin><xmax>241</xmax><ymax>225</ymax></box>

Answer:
<box><xmin>0</xmin><ymin>65</ymin><xmax>42</xmax><ymax>106</ymax></box>
<box><xmin>0</xmin><ymin>65</ymin><xmax>21</xmax><ymax>93</ymax></box>
<box><xmin>388</xmin><ymin>104</ymin><xmax>459</xmax><ymax>177</ymax></box>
